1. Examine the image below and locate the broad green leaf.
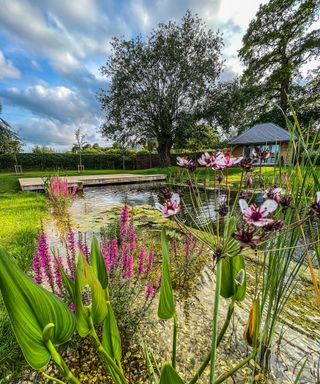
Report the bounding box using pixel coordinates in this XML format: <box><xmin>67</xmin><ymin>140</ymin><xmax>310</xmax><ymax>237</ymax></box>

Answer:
<box><xmin>102</xmin><ymin>301</ymin><xmax>122</xmax><ymax>361</ymax></box>
<box><xmin>158</xmin><ymin>227</ymin><xmax>175</xmax><ymax>320</ymax></box>
<box><xmin>220</xmin><ymin>254</ymin><xmax>246</xmax><ymax>301</ymax></box>
<box><xmin>90</xmin><ymin>235</ymin><xmax>108</xmax><ymax>289</ymax></box>
<box><xmin>75</xmin><ymin>253</ymin><xmax>108</xmax><ymax>337</ymax></box>
<box><xmin>0</xmin><ymin>248</ymin><xmax>76</xmax><ymax>370</ymax></box>
<box><xmin>159</xmin><ymin>362</ymin><xmax>184</xmax><ymax>384</ymax></box>
<box><xmin>54</xmin><ymin>254</ymin><xmax>75</xmax><ymax>302</ymax></box>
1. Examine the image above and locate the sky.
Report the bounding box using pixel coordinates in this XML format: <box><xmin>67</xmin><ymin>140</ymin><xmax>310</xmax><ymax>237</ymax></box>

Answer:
<box><xmin>0</xmin><ymin>0</ymin><xmax>282</xmax><ymax>151</ymax></box>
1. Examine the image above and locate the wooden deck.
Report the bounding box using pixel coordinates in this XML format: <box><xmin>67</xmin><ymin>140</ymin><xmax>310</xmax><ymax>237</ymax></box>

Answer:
<box><xmin>19</xmin><ymin>174</ymin><xmax>167</xmax><ymax>191</ymax></box>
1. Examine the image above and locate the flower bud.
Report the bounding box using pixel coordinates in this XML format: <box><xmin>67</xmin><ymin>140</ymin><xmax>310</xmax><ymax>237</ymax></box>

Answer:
<box><xmin>243</xmin><ymin>298</ymin><xmax>260</xmax><ymax>347</ymax></box>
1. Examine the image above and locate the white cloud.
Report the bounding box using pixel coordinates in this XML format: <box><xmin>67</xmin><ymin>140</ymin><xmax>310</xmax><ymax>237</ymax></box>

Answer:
<box><xmin>0</xmin><ymin>50</ymin><xmax>21</xmax><ymax>79</ymax></box>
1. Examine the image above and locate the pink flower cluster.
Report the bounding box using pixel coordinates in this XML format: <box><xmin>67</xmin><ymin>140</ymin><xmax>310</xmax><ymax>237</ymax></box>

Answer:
<box><xmin>32</xmin><ymin>232</ymin><xmax>64</xmax><ymax>294</ymax></box>
<box><xmin>197</xmin><ymin>151</ymin><xmax>243</xmax><ymax>170</ymax></box>
<box><xmin>47</xmin><ymin>176</ymin><xmax>77</xmax><ymax>200</ymax></box>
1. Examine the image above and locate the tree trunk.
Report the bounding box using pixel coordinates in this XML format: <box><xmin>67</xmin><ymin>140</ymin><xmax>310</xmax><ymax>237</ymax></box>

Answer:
<box><xmin>157</xmin><ymin>138</ymin><xmax>173</xmax><ymax>167</ymax></box>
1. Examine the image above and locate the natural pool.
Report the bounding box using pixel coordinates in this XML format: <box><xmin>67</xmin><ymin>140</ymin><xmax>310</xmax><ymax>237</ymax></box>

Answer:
<box><xmin>41</xmin><ymin>182</ymin><xmax>319</xmax><ymax>384</ymax></box>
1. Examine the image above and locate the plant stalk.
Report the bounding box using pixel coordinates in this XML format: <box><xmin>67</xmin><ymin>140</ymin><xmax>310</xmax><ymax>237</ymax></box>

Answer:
<box><xmin>209</xmin><ymin>259</ymin><xmax>222</xmax><ymax>383</ymax></box>
<box><xmin>45</xmin><ymin>340</ymin><xmax>81</xmax><ymax>384</ymax></box>
<box><xmin>188</xmin><ymin>300</ymin><xmax>235</xmax><ymax>384</ymax></box>
<box><xmin>172</xmin><ymin>312</ymin><xmax>178</xmax><ymax>369</ymax></box>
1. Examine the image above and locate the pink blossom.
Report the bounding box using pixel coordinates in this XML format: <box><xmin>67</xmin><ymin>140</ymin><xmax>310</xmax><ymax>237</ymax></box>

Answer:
<box><xmin>53</xmin><ymin>256</ymin><xmax>65</xmax><ymax>295</ymax></box>
<box><xmin>145</xmin><ymin>283</ymin><xmax>155</xmax><ymax>300</ymax></box>
<box><xmin>37</xmin><ymin>232</ymin><xmax>54</xmax><ymax>291</ymax></box>
<box><xmin>70</xmin><ymin>303</ymin><xmax>76</xmax><ymax>312</ymax></box>
<box><xmin>110</xmin><ymin>238</ymin><xmax>119</xmax><ymax>267</ymax></box>
<box><xmin>246</xmin><ymin>176</ymin><xmax>253</xmax><ymax>188</ymax></box>
<box><xmin>32</xmin><ymin>251</ymin><xmax>43</xmax><ymax>284</ymax></box>
<box><xmin>214</xmin><ymin>151</ymin><xmax>243</xmax><ymax>170</ymax></box>
<box><xmin>155</xmin><ymin>193</ymin><xmax>180</xmax><ymax>218</ymax></box>
<box><xmin>198</xmin><ymin>152</ymin><xmax>219</xmax><ymax>167</ymax></box>
<box><xmin>129</xmin><ymin>225</ymin><xmax>137</xmax><ymax>250</ymax></box>
<box><xmin>239</xmin><ymin>199</ymin><xmax>278</xmax><ymax>227</ymax></box>
<box><xmin>177</xmin><ymin>156</ymin><xmax>191</xmax><ymax>167</ymax></box>
<box><xmin>264</xmin><ymin>187</ymin><xmax>282</xmax><ymax>203</ymax></box>
<box><xmin>102</xmin><ymin>239</ymin><xmax>112</xmax><ymax>271</ymax></box>
<box><xmin>138</xmin><ymin>246</ymin><xmax>146</xmax><ymax>275</ymax></box>
<box><xmin>146</xmin><ymin>251</ymin><xmax>154</xmax><ymax>274</ymax></box>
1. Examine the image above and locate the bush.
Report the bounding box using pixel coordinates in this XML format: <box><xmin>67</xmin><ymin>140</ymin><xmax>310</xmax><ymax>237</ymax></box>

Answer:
<box><xmin>0</xmin><ymin>153</ymin><xmax>136</xmax><ymax>171</ymax></box>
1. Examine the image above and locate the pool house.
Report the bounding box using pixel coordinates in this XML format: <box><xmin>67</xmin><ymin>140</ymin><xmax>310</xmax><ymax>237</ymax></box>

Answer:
<box><xmin>230</xmin><ymin>122</ymin><xmax>292</xmax><ymax>164</ymax></box>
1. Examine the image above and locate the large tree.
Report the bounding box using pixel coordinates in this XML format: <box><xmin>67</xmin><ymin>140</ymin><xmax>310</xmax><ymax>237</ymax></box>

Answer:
<box><xmin>98</xmin><ymin>11</ymin><xmax>223</xmax><ymax>166</ymax></box>
<box><xmin>239</xmin><ymin>0</ymin><xmax>320</xmax><ymax>127</ymax></box>
<box><xmin>0</xmin><ymin>104</ymin><xmax>21</xmax><ymax>155</ymax></box>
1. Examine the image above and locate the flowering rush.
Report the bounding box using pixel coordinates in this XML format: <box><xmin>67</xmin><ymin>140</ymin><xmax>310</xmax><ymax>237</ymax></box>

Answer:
<box><xmin>239</xmin><ymin>199</ymin><xmax>278</xmax><ymax>227</ymax></box>
<box><xmin>213</xmin><ymin>151</ymin><xmax>243</xmax><ymax>170</ymax></box>
<box><xmin>156</xmin><ymin>193</ymin><xmax>180</xmax><ymax>218</ymax></box>
<box><xmin>198</xmin><ymin>152</ymin><xmax>220</xmax><ymax>167</ymax></box>
<box><xmin>310</xmin><ymin>192</ymin><xmax>320</xmax><ymax>216</ymax></box>
<box><xmin>264</xmin><ymin>187</ymin><xmax>282</xmax><ymax>203</ymax></box>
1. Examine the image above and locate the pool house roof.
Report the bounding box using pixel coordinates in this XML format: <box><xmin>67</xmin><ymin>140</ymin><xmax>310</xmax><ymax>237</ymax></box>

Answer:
<box><xmin>229</xmin><ymin>123</ymin><xmax>292</xmax><ymax>145</ymax></box>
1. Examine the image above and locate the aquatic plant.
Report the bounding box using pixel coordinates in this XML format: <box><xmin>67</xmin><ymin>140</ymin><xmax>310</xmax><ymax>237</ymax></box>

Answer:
<box><xmin>44</xmin><ymin>176</ymin><xmax>77</xmax><ymax>214</ymax></box>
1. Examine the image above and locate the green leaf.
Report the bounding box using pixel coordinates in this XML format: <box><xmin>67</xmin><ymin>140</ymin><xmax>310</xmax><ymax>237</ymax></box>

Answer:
<box><xmin>54</xmin><ymin>254</ymin><xmax>75</xmax><ymax>302</ymax></box>
<box><xmin>0</xmin><ymin>248</ymin><xmax>76</xmax><ymax>370</ymax></box>
<box><xmin>102</xmin><ymin>302</ymin><xmax>122</xmax><ymax>361</ymax></box>
<box><xmin>220</xmin><ymin>254</ymin><xmax>246</xmax><ymax>301</ymax></box>
<box><xmin>75</xmin><ymin>253</ymin><xmax>108</xmax><ymax>337</ymax></box>
<box><xmin>159</xmin><ymin>362</ymin><xmax>184</xmax><ymax>384</ymax></box>
<box><xmin>90</xmin><ymin>235</ymin><xmax>108</xmax><ymax>289</ymax></box>
<box><xmin>158</xmin><ymin>227</ymin><xmax>175</xmax><ymax>320</ymax></box>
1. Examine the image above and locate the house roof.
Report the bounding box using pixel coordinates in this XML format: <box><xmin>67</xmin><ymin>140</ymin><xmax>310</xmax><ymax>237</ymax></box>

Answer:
<box><xmin>229</xmin><ymin>123</ymin><xmax>292</xmax><ymax>145</ymax></box>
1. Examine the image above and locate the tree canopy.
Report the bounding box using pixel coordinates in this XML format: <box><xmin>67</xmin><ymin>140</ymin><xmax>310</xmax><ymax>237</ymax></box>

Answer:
<box><xmin>98</xmin><ymin>11</ymin><xmax>223</xmax><ymax>166</ymax></box>
<box><xmin>238</xmin><ymin>0</ymin><xmax>320</xmax><ymax>128</ymax></box>
<box><xmin>0</xmin><ymin>105</ymin><xmax>22</xmax><ymax>155</ymax></box>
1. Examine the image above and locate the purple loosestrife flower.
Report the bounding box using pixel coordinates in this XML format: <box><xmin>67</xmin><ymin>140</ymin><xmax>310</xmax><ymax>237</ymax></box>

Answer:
<box><xmin>110</xmin><ymin>238</ymin><xmax>120</xmax><ymax>267</ymax></box>
<box><xmin>239</xmin><ymin>199</ymin><xmax>278</xmax><ymax>227</ymax></box>
<box><xmin>145</xmin><ymin>283</ymin><xmax>155</xmax><ymax>300</ymax></box>
<box><xmin>78</xmin><ymin>235</ymin><xmax>90</xmax><ymax>262</ymax></box>
<box><xmin>155</xmin><ymin>193</ymin><xmax>180</xmax><ymax>218</ymax></box>
<box><xmin>53</xmin><ymin>256</ymin><xmax>65</xmax><ymax>296</ymax></box>
<box><xmin>171</xmin><ymin>236</ymin><xmax>177</xmax><ymax>259</ymax></box>
<box><xmin>37</xmin><ymin>232</ymin><xmax>55</xmax><ymax>292</ymax></box>
<box><xmin>129</xmin><ymin>224</ymin><xmax>137</xmax><ymax>250</ymax></box>
<box><xmin>122</xmin><ymin>243</ymin><xmax>133</xmax><ymax>278</ymax></box>
<box><xmin>120</xmin><ymin>205</ymin><xmax>129</xmax><ymax>236</ymax></box>
<box><xmin>146</xmin><ymin>251</ymin><xmax>155</xmax><ymax>274</ymax></box>
<box><xmin>157</xmin><ymin>274</ymin><xmax>162</xmax><ymax>287</ymax></box>
<box><xmin>184</xmin><ymin>231</ymin><xmax>193</xmax><ymax>259</ymax></box>
<box><xmin>310</xmin><ymin>192</ymin><xmax>320</xmax><ymax>216</ymax></box>
<box><xmin>102</xmin><ymin>239</ymin><xmax>112</xmax><ymax>271</ymax></box>
<box><xmin>32</xmin><ymin>250</ymin><xmax>43</xmax><ymax>284</ymax></box>
<box><xmin>67</xmin><ymin>230</ymin><xmax>76</xmax><ymax>269</ymax></box>
<box><xmin>138</xmin><ymin>246</ymin><xmax>146</xmax><ymax>275</ymax></box>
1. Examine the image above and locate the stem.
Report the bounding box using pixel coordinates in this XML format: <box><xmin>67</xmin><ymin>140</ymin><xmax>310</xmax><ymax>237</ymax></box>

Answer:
<box><xmin>172</xmin><ymin>312</ymin><xmax>178</xmax><ymax>369</ymax></box>
<box><xmin>89</xmin><ymin>319</ymin><xmax>128</xmax><ymax>384</ymax></box>
<box><xmin>45</xmin><ymin>340</ymin><xmax>81</xmax><ymax>384</ymax></box>
<box><xmin>209</xmin><ymin>259</ymin><xmax>222</xmax><ymax>383</ymax></box>
<box><xmin>214</xmin><ymin>351</ymin><xmax>257</xmax><ymax>384</ymax></box>
<box><xmin>40</xmin><ymin>370</ymin><xmax>67</xmax><ymax>384</ymax></box>
<box><xmin>189</xmin><ymin>300</ymin><xmax>235</xmax><ymax>384</ymax></box>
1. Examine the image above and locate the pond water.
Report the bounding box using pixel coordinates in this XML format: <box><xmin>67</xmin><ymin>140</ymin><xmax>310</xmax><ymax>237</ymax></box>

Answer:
<box><xmin>43</xmin><ymin>182</ymin><xmax>319</xmax><ymax>384</ymax></box>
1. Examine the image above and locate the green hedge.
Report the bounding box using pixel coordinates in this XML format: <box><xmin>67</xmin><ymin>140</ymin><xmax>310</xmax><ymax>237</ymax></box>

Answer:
<box><xmin>0</xmin><ymin>153</ymin><xmax>136</xmax><ymax>171</ymax></box>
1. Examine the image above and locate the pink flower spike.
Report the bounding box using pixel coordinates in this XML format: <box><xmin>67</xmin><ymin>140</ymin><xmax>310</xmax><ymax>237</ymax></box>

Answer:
<box><xmin>145</xmin><ymin>283</ymin><xmax>155</xmax><ymax>300</ymax></box>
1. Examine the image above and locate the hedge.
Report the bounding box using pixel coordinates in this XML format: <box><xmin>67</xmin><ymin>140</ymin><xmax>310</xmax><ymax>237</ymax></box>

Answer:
<box><xmin>0</xmin><ymin>153</ymin><xmax>136</xmax><ymax>171</ymax></box>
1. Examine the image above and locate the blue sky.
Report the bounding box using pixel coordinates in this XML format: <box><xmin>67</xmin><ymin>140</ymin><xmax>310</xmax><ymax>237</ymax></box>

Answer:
<box><xmin>0</xmin><ymin>0</ymin><xmax>316</xmax><ymax>151</ymax></box>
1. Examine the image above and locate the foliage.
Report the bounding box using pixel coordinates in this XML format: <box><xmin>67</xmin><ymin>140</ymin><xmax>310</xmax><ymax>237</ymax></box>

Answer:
<box><xmin>174</xmin><ymin>124</ymin><xmax>220</xmax><ymax>151</ymax></box>
<box><xmin>0</xmin><ymin>117</ymin><xmax>22</xmax><ymax>156</ymax></box>
<box><xmin>238</xmin><ymin>0</ymin><xmax>320</xmax><ymax>129</ymax></box>
<box><xmin>98</xmin><ymin>10</ymin><xmax>223</xmax><ymax>166</ymax></box>
<box><xmin>32</xmin><ymin>145</ymin><xmax>55</xmax><ymax>154</ymax></box>
<box><xmin>44</xmin><ymin>176</ymin><xmax>77</xmax><ymax>214</ymax></box>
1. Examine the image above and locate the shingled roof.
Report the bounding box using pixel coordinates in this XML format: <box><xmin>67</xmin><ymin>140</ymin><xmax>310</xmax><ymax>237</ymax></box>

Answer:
<box><xmin>229</xmin><ymin>123</ymin><xmax>291</xmax><ymax>145</ymax></box>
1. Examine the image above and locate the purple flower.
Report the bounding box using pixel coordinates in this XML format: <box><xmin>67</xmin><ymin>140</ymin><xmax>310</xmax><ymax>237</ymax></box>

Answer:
<box><xmin>264</xmin><ymin>220</ymin><xmax>285</xmax><ymax>232</ymax></box>
<box><xmin>246</xmin><ymin>176</ymin><xmax>253</xmax><ymax>188</ymax></box>
<box><xmin>239</xmin><ymin>156</ymin><xmax>253</xmax><ymax>172</ymax></box>
<box><xmin>198</xmin><ymin>152</ymin><xmax>218</xmax><ymax>167</ymax></box>
<box><xmin>310</xmin><ymin>192</ymin><xmax>320</xmax><ymax>216</ymax></box>
<box><xmin>32</xmin><ymin>251</ymin><xmax>43</xmax><ymax>284</ymax></box>
<box><xmin>239</xmin><ymin>199</ymin><xmax>278</xmax><ymax>227</ymax></box>
<box><xmin>145</xmin><ymin>283</ymin><xmax>155</xmax><ymax>300</ymax></box>
<box><xmin>129</xmin><ymin>225</ymin><xmax>137</xmax><ymax>250</ymax></box>
<box><xmin>234</xmin><ymin>228</ymin><xmax>261</xmax><ymax>249</ymax></box>
<box><xmin>214</xmin><ymin>151</ymin><xmax>243</xmax><ymax>170</ymax></box>
<box><xmin>110</xmin><ymin>238</ymin><xmax>119</xmax><ymax>267</ymax></box>
<box><xmin>66</xmin><ymin>230</ymin><xmax>76</xmax><ymax>279</ymax></box>
<box><xmin>253</xmin><ymin>147</ymin><xmax>271</xmax><ymax>160</ymax></box>
<box><xmin>263</xmin><ymin>187</ymin><xmax>282</xmax><ymax>203</ymax></box>
<box><xmin>146</xmin><ymin>251</ymin><xmax>154</xmax><ymax>274</ymax></box>
<box><xmin>155</xmin><ymin>193</ymin><xmax>180</xmax><ymax>218</ymax></box>
<box><xmin>102</xmin><ymin>239</ymin><xmax>112</xmax><ymax>271</ymax></box>
<box><xmin>53</xmin><ymin>256</ymin><xmax>65</xmax><ymax>295</ymax></box>
<box><xmin>138</xmin><ymin>246</ymin><xmax>146</xmax><ymax>275</ymax></box>
<box><xmin>37</xmin><ymin>232</ymin><xmax>54</xmax><ymax>292</ymax></box>
<box><xmin>177</xmin><ymin>156</ymin><xmax>191</xmax><ymax>167</ymax></box>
